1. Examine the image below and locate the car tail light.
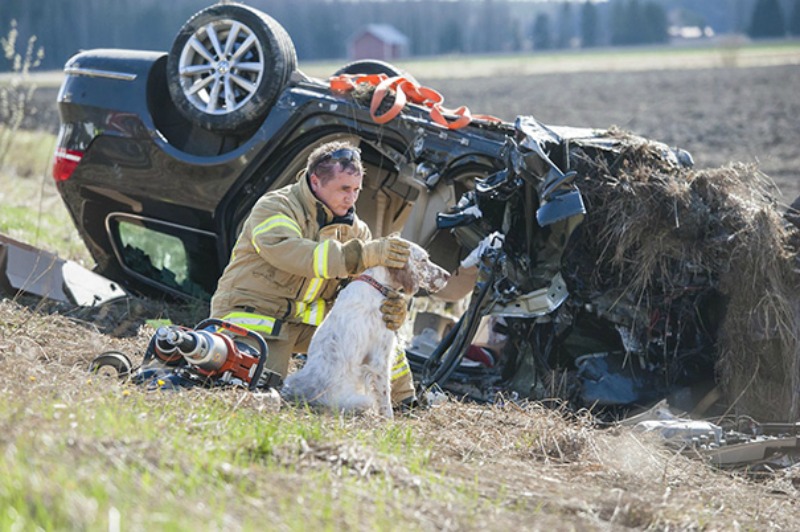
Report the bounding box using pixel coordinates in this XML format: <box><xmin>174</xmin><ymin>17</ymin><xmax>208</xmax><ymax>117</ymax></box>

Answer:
<box><xmin>52</xmin><ymin>148</ymin><xmax>84</xmax><ymax>182</ymax></box>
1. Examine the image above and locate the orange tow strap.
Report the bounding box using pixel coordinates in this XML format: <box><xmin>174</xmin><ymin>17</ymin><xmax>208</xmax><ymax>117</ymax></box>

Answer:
<box><xmin>329</xmin><ymin>73</ymin><xmax>502</xmax><ymax>130</ymax></box>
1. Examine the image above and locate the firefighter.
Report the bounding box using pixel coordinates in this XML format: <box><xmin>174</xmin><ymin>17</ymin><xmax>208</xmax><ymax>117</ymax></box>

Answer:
<box><xmin>209</xmin><ymin>140</ymin><xmax>417</xmax><ymax>406</ymax></box>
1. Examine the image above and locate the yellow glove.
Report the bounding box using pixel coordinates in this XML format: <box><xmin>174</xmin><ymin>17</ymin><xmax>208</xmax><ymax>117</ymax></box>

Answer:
<box><xmin>363</xmin><ymin>237</ymin><xmax>410</xmax><ymax>269</ymax></box>
<box><xmin>380</xmin><ymin>294</ymin><xmax>408</xmax><ymax>331</ymax></box>
<box><xmin>342</xmin><ymin>237</ymin><xmax>411</xmax><ymax>274</ymax></box>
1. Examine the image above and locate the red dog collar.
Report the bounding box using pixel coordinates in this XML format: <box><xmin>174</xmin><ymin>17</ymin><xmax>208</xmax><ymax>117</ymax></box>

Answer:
<box><xmin>354</xmin><ymin>274</ymin><xmax>398</xmax><ymax>298</ymax></box>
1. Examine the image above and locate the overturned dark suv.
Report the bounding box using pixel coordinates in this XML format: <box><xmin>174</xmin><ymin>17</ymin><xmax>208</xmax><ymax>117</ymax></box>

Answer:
<box><xmin>53</xmin><ymin>2</ymin><xmax>796</xmax><ymax>419</ymax></box>
<box><xmin>53</xmin><ymin>2</ymin><xmax>509</xmax><ymax>300</ymax></box>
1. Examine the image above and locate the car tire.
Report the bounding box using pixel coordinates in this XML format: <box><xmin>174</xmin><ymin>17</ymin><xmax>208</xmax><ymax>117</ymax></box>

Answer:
<box><xmin>166</xmin><ymin>4</ymin><xmax>297</xmax><ymax>132</ymax></box>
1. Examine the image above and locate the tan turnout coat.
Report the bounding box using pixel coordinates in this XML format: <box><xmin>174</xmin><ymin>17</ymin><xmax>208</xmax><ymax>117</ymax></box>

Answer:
<box><xmin>210</xmin><ymin>173</ymin><xmax>370</xmax><ymax>338</ymax></box>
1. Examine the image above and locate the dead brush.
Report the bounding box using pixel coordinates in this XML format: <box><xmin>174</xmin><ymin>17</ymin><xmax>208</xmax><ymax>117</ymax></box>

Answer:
<box><xmin>420</xmin><ymin>399</ymin><xmax>598</xmax><ymax>466</ymax></box>
<box><xmin>0</xmin><ymin>20</ymin><xmax>43</xmax><ymax>167</ymax></box>
<box><xmin>715</xmin><ymin>206</ymin><xmax>800</xmax><ymax>420</ymax></box>
<box><xmin>349</xmin><ymin>82</ymin><xmax>398</xmax><ymax>117</ymax></box>
<box><xmin>569</xmin><ymin>132</ymin><xmax>800</xmax><ymax>420</ymax></box>
<box><xmin>0</xmin><ymin>298</ymin><xmax>146</xmax><ymax>371</ymax></box>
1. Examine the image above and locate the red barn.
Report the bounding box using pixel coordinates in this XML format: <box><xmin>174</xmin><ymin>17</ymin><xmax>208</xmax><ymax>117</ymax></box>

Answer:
<box><xmin>348</xmin><ymin>24</ymin><xmax>409</xmax><ymax>61</ymax></box>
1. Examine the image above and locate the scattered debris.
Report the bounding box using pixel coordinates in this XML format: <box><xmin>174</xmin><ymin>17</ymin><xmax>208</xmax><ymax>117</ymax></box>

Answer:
<box><xmin>0</xmin><ymin>234</ymin><xmax>126</xmax><ymax>306</ymax></box>
<box><xmin>418</xmin><ymin>124</ymin><xmax>800</xmax><ymax>423</ymax></box>
<box><xmin>620</xmin><ymin>399</ymin><xmax>800</xmax><ymax>472</ymax></box>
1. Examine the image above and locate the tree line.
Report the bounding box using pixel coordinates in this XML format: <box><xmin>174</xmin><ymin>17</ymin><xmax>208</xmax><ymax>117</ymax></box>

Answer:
<box><xmin>1</xmin><ymin>0</ymin><xmax>799</xmax><ymax>72</ymax></box>
<box><xmin>749</xmin><ymin>0</ymin><xmax>800</xmax><ymax>37</ymax></box>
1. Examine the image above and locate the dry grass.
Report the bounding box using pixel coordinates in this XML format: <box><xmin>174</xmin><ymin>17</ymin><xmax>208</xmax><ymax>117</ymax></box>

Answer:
<box><xmin>567</xmin><ymin>131</ymin><xmax>800</xmax><ymax>422</ymax></box>
<box><xmin>2</xmin><ymin>298</ymin><xmax>800</xmax><ymax>529</ymax></box>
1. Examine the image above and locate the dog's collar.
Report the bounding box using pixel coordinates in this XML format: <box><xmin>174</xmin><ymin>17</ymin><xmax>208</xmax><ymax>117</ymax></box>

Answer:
<box><xmin>354</xmin><ymin>274</ymin><xmax>398</xmax><ymax>298</ymax></box>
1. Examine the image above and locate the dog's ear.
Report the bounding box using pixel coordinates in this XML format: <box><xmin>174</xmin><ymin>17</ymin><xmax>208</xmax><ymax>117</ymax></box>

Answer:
<box><xmin>388</xmin><ymin>261</ymin><xmax>420</xmax><ymax>295</ymax></box>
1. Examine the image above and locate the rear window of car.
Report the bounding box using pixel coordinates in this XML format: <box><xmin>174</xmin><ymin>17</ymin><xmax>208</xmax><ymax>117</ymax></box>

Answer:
<box><xmin>110</xmin><ymin>216</ymin><xmax>219</xmax><ymax>298</ymax></box>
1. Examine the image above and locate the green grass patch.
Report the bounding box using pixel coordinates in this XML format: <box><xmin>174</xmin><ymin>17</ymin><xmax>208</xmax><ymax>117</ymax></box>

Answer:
<box><xmin>0</xmin><ymin>203</ymin><xmax>87</xmax><ymax>261</ymax></box>
<box><xmin>0</xmin><ymin>386</ymin><xmax>468</xmax><ymax>530</ymax></box>
<box><xmin>0</xmin><ymin>128</ymin><xmax>56</xmax><ymax>178</ymax></box>
<box><xmin>0</xmin><ymin>127</ymin><xmax>51</xmax><ymax>173</ymax></box>
<box><xmin>0</xmin><ymin>128</ymin><xmax>92</xmax><ymax>263</ymax></box>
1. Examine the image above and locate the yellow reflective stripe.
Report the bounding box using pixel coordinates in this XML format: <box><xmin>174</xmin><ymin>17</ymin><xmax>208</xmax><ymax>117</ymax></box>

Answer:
<box><xmin>295</xmin><ymin>299</ymin><xmax>326</xmax><ymax>326</ymax></box>
<box><xmin>313</xmin><ymin>240</ymin><xmax>331</xmax><ymax>278</ymax></box>
<box><xmin>391</xmin><ymin>350</ymin><xmax>410</xmax><ymax>380</ymax></box>
<box><xmin>303</xmin><ymin>301</ymin><xmax>324</xmax><ymax>326</ymax></box>
<box><xmin>221</xmin><ymin>312</ymin><xmax>277</xmax><ymax>334</ymax></box>
<box><xmin>251</xmin><ymin>215</ymin><xmax>302</xmax><ymax>252</ymax></box>
<box><xmin>304</xmin><ymin>241</ymin><xmax>331</xmax><ymax>300</ymax></box>
<box><xmin>253</xmin><ymin>215</ymin><xmax>302</xmax><ymax>237</ymax></box>
<box><xmin>392</xmin><ymin>365</ymin><xmax>410</xmax><ymax>381</ymax></box>
<box><xmin>392</xmin><ymin>348</ymin><xmax>408</xmax><ymax>365</ymax></box>
<box><xmin>302</xmin><ymin>277</ymin><xmax>323</xmax><ymax>302</ymax></box>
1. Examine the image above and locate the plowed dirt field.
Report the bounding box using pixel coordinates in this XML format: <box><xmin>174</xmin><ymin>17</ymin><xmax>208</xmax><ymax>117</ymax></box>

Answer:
<box><xmin>428</xmin><ymin>63</ymin><xmax>800</xmax><ymax>202</ymax></box>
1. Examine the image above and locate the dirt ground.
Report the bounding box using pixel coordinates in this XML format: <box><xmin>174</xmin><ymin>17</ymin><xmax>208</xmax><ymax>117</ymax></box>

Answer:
<box><xmin>426</xmin><ymin>64</ymin><xmax>800</xmax><ymax>204</ymax></box>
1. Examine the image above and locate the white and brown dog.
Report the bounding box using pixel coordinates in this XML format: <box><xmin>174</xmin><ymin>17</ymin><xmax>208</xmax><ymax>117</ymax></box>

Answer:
<box><xmin>281</xmin><ymin>241</ymin><xmax>449</xmax><ymax>418</ymax></box>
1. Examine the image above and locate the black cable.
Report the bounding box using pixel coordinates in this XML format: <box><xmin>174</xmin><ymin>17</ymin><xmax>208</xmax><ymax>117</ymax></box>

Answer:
<box><xmin>422</xmin><ymin>267</ymin><xmax>495</xmax><ymax>387</ymax></box>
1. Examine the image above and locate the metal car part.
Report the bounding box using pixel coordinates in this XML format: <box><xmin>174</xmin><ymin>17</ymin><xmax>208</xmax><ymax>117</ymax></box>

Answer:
<box><xmin>486</xmin><ymin>272</ymin><xmax>569</xmax><ymax>318</ymax></box>
<box><xmin>0</xmin><ymin>234</ymin><xmax>127</xmax><ymax>306</ymax></box>
<box><xmin>88</xmin><ymin>351</ymin><xmax>133</xmax><ymax>380</ymax></box>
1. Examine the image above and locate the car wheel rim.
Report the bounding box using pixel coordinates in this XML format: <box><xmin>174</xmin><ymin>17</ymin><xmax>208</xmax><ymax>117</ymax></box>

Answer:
<box><xmin>178</xmin><ymin>19</ymin><xmax>265</xmax><ymax>115</ymax></box>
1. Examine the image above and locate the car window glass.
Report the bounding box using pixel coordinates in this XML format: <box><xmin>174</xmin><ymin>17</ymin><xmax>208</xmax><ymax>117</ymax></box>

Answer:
<box><xmin>110</xmin><ymin>216</ymin><xmax>219</xmax><ymax>299</ymax></box>
<box><xmin>117</xmin><ymin>220</ymin><xmax>211</xmax><ymax>296</ymax></box>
